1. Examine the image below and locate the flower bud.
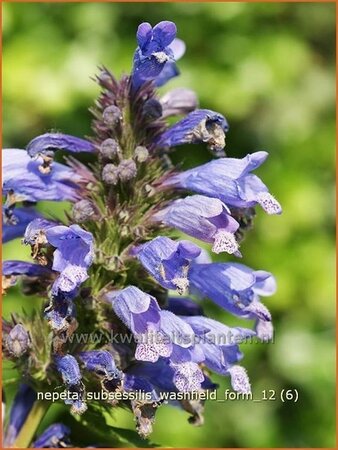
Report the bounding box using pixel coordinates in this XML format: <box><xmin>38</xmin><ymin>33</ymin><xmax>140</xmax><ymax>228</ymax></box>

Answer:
<box><xmin>6</xmin><ymin>324</ymin><xmax>30</xmax><ymax>357</ymax></box>
<box><xmin>134</xmin><ymin>146</ymin><xmax>149</xmax><ymax>163</ymax></box>
<box><xmin>102</xmin><ymin>164</ymin><xmax>119</xmax><ymax>185</ymax></box>
<box><xmin>103</xmin><ymin>105</ymin><xmax>122</xmax><ymax>126</ymax></box>
<box><xmin>100</xmin><ymin>138</ymin><xmax>120</xmax><ymax>159</ymax></box>
<box><xmin>118</xmin><ymin>159</ymin><xmax>137</xmax><ymax>182</ymax></box>
<box><xmin>72</xmin><ymin>200</ymin><xmax>96</xmax><ymax>223</ymax></box>
<box><xmin>142</xmin><ymin>99</ymin><xmax>162</xmax><ymax>120</ymax></box>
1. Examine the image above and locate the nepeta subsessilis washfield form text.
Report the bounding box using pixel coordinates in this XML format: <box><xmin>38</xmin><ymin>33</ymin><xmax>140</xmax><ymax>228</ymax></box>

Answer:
<box><xmin>2</xmin><ymin>21</ymin><xmax>281</xmax><ymax>447</ymax></box>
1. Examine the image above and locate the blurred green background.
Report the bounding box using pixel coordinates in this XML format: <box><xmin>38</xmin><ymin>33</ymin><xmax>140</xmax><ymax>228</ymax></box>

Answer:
<box><xmin>2</xmin><ymin>2</ymin><xmax>335</xmax><ymax>448</ymax></box>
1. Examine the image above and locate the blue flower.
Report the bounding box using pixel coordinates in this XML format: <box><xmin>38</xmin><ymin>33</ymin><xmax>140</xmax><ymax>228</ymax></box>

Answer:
<box><xmin>164</xmin><ymin>151</ymin><xmax>282</xmax><ymax>214</ymax></box>
<box><xmin>131</xmin><ymin>21</ymin><xmax>181</xmax><ymax>89</ymax></box>
<box><xmin>6</xmin><ymin>324</ymin><xmax>30</xmax><ymax>357</ymax></box>
<box><xmin>46</xmin><ymin>224</ymin><xmax>94</xmax><ymax>297</ymax></box>
<box><xmin>165</xmin><ymin>296</ymin><xmax>204</xmax><ymax>316</ymax></box>
<box><xmin>111</xmin><ymin>286</ymin><xmax>173</xmax><ymax>363</ymax></box>
<box><xmin>23</xmin><ymin>217</ymin><xmax>58</xmax><ymax>246</ymax></box>
<box><xmin>156</xmin><ymin>109</ymin><xmax>229</xmax><ymax>155</ymax></box>
<box><xmin>184</xmin><ymin>316</ymin><xmax>254</xmax><ymax>393</ymax></box>
<box><xmin>2</xmin><ymin>260</ymin><xmax>54</xmax><ymax>293</ymax></box>
<box><xmin>171</xmin><ymin>361</ymin><xmax>205</xmax><ymax>392</ymax></box>
<box><xmin>45</xmin><ymin>295</ymin><xmax>76</xmax><ymax>332</ymax></box>
<box><xmin>160</xmin><ymin>87</ymin><xmax>198</xmax><ymax>118</ymax></box>
<box><xmin>55</xmin><ymin>354</ymin><xmax>87</xmax><ymax>414</ymax></box>
<box><xmin>2</xmin><ymin>260</ymin><xmax>53</xmax><ymax>278</ymax></box>
<box><xmin>79</xmin><ymin>350</ymin><xmax>123</xmax><ymax>380</ymax></box>
<box><xmin>189</xmin><ymin>262</ymin><xmax>276</xmax><ymax>322</ymax></box>
<box><xmin>135</xmin><ymin>236</ymin><xmax>201</xmax><ymax>294</ymax></box>
<box><xmin>134</xmin><ymin>309</ymin><xmax>196</xmax><ymax>365</ymax></box>
<box><xmin>26</xmin><ymin>132</ymin><xmax>95</xmax><ymax>159</ymax></box>
<box><xmin>4</xmin><ymin>384</ymin><xmax>36</xmax><ymax>447</ymax></box>
<box><xmin>153</xmin><ymin>195</ymin><xmax>240</xmax><ymax>255</ymax></box>
<box><xmin>32</xmin><ymin>423</ymin><xmax>71</xmax><ymax>448</ymax></box>
<box><xmin>123</xmin><ymin>373</ymin><xmax>160</xmax><ymax>402</ymax></box>
<box><xmin>111</xmin><ymin>286</ymin><xmax>161</xmax><ymax>335</ymax></box>
<box><xmin>2</xmin><ymin>149</ymin><xmax>84</xmax><ymax>205</ymax></box>
<box><xmin>155</xmin><ymin>38</ymin><xmax>185</xmax><ymax>87</ymax></box>
<box><xmin>2</xmin><ymin>207</ymin><xmax>42</xmax><ymax>243</ymax></box>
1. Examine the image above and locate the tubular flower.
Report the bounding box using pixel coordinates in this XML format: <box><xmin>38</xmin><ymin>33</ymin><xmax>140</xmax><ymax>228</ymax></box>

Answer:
<box><xmin>135</xmin><ymin>236</ymin><xmax>201</xmax><ymax>294</ymax></box>
<box><xmin>152</xmin><ymin>195</ymin><xmax>241</xmax><ymax>255</ymax></box>
<box><xmin>163</xmin><ymin>151</ymin><xmax>282</xmax><ymax>214</ymax></box>
<box><xmin>2</xmin><ymin>20</ymin><xmax>281</xmax><ymax>443</ymax></box>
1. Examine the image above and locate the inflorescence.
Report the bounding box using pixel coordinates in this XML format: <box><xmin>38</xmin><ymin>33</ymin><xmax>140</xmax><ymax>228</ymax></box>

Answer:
<box><xmin>2</xmin><ymin>21</ymin><xmax>281</xmax><ymax>446</ymax></box>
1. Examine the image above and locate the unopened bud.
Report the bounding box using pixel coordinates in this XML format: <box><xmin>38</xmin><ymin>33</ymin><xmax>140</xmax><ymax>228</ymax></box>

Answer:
<box><xmin>6</xmin><ymin>324</ymin><xmax>30</xmax><ymax>357</ymax></box>
<box><xmin>100</xmin><ymin>138</ymin><xmax>120</xmax><ymax>159</ymax></box>
<box><xmin>118</xmin><ymin>159</ymin><xmax>137</xmax><ymax>182</ymax></box>
<box><xmin>72</xmin><ymin>200</ymin><xmax>96</xmax><ymax>223</ymax></box>
<box><xmin>103</xmin><ymin>105</ymin><xmax>122</xmax><ymax>126</ymax></box>
<box><xmin>102</xmin><ymin>164</ymin><xmax>119</xmax><ymax>185</ymax></box>
<box><xmin>134</xmin><ymin>146</ymin><xmax>149</xmax><ymax>163</ymax></box>
<box><xmin>142</xmin><ymin>99</ymin><xmax>162</xmax><ymax>120</ymax></box>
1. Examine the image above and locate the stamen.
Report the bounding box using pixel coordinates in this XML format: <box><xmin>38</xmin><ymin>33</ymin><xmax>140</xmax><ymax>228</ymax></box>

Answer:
<box><xmin>228</xmin><ymin>365</ymin><xmax>251</xmax><ymax>394</ymax></box>
<box><xmin>153</xmin><ymin>51</ymin><xmax>169</xmax><ymax>64</ymax></box>
<box><xmin>257</xmin><ymin>192</ymin><xmax>282</xmax><ymax>215</ymax></box>
<box><xmin>38</xmin><ymin>155</ymin><xmax>53</xmax><ymax>174</ymax></box>
<box><xmin>172</xmin><ymin>277</ymin><xmax>189</xmax><ymax>295</ymax></box>
<box><xmin>212</xmin><ymin>230</ymin><xmax>239</xmax><ymax>255</ymax></box>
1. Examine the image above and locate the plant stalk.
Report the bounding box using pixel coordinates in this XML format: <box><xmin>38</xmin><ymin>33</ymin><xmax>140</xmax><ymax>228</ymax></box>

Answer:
<box><xmin>12</xmin><ymin>400</ymin><xmax>50</xmax><ymax>448</ymax></box>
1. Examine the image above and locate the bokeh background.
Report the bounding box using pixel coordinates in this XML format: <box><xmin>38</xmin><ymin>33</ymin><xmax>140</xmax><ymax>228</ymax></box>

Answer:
<box><xmin>2</xmin><ymin>2</ymin><xmax>336</xmax><ymax>448</ymax></box>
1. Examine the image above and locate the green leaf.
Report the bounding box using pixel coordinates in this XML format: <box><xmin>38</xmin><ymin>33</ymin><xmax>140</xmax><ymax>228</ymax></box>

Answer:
<box><xmin>74</xmin><ymin>405</ymin><xmax>161</xmax><ymax>448</ymax></box>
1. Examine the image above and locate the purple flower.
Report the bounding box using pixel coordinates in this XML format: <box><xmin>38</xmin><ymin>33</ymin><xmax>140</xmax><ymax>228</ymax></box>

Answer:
<box><xmin>123</xmin><ymin>373</ymin><xmax>160</xmax><ymax>402</ymax></box>
<box><xmin>111</xmin><ymin>286</ymin><xmax>161</xmax><ymax>335</ymax></box>
<box><xmin>155</xmin><ymin>38</ymin><xmax>186</xmax><ymax>87</ymax></box>
<box><xmin>55</xmin><ymin>354</ymin><xmax>87</xmax><ymax>414</ymax></box>
<box><xmin>79</xmin><ymin>350</ymin><xmax>122</xmax><ymax>380</ymax></box>
<box><xmin>171</xmin><ymin>361</ymin><xmax>205</xmax><ymax>392</ymax></box>
<box><xmin>164</xmin><ymin>151</ymin><xmax>282</xmax><ymax>214</ymax></box>
<box><xmin>255</xmin><ymin>319</ymin><xmax>274</xmax><ymax>342</ymax></box>
<box><xmin>184</xmin><ymin>316</ymin><xmax>254</xmax><ymax>393</ymax></box>
<box><xmin>135</xmin><ymin>236</ymin><xmax>201</xmax><ymax>294</ymax></box>
<box><xmin>32</xmin><ymin>423</ymin><xmax>71</xmax><ymax>448</ymax></box>
<box><xmin>165</xmin><ymin>296</ymin><xmax>204</xmax><ymax>316</ymax></box>
<box><xmin>45</xmin><ymin>296</ymin><xmax>76</xmax><ymax>332</ymax></box>
<box><xmin>131</xmin><ymin>21</ymin><xmax>181</xmax><ymax>89</ymax></box>
<box><xmin>23</xmin><ymin>217</ymin><xmax>57</xmax><ymax>246</ymax></box>
<box><xmin>2</xmin><ymin>207</ymin><xmax>42</xmax><ymax>243</ymax></box>
<box><xmin>152</xmin><ymin>195</ymin><xmax>240</xmax><ymax>255</ymax></box>
<box><xmin>123</xmin><ymin>374</ymin><xmax>161</xmax><ymax>438</ymax></box>
<box><xmin>26</xmin><ymin>132</ymin><xmax>95</xmax><ymax>159</ymax></box>
<box><xmin>134</xmin><ymin>310</ymin><xmax>196</xmax><ymax>365</ymax></box>
<box><xmin>2</xmin><ymin>260</ymin><xmax>53</xmax><ymax>278</ymax></box>
<box><xmin>55</xmin><ymin>354</ymin><xmax>81</xmax><ymax>384</ymax></box>
<box><xmin>2</xmin><ymin>149</ymin><xmax>83</xmax><ymax>204</ymax></box>
<box><xmin>6</xmin><ymin>324</ymin><xmax>30</xmax><ymax>357</ymax></box>
<box><xmin>4</xmin><ymin>384</ymin><xmax>36</xmax><ymax>447</ymax></box>
<box><xmin>46</xmin><ymin>224</ymin><xmax>94</xmax><ymax>297</ymax></box>
<box><xmin>155</xmin><ymin>109</ymin><xmax>229</xmax><ymax>155</ymax></box>
<box><xmin>2</xmin><ymin>260</ymin><xmax>54</xmax><ymax>294</ymax></box>
<box><xmin>110</xmin><ymin>287</ymin><xmax>173</xmax><ymax>363</ymax></box>
<box><xmin>184</xmin><ymin>316</ymin><xmax>255</xmax><ymax>346</ymax></box>
<box><xmin>189</xmin><ymin>262</ymin><xmax>276</xmax><ymax>322</ymax></box>
<box><xmin>160</xmin><ymin>87</ymin><xmax>198</xmax><ymax>118</ymax></box>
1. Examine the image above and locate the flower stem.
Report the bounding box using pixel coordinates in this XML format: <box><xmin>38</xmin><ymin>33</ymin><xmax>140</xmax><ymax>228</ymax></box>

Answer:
<box><xmin>12</xmin><ymin>400</ymin><xmax>50</xmax><ymax>448</ymax></box>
